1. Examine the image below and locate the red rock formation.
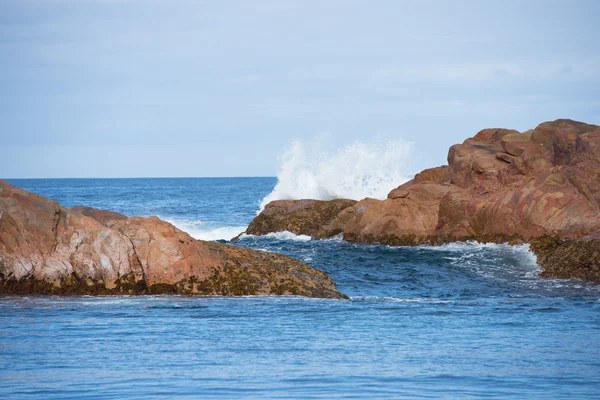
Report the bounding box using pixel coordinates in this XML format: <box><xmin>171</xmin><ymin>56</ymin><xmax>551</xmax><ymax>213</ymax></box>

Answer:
<box><xmin>530</xmin><ymin>234</ymin><xmax>600</xmax><ymax>283</ymax></box>
<box><xmin>72</xmin><ymin>206</ymin><xmax>127</xmax><ymax>224</ymax></box>
<box><xmin>436</xmin><ymin>120</ymin><xmax>600</xmax><ymax>241</ymax></box>
<box><xmin>0</xmin><ymin>181</ymin><xmax>346</xmax><ymax>298</ymax></box>
<box><xmin>321</xmin><ymin>119</ymin><xmax>600</xmax><ymax>245</ymax></box>
<box><xmin>244</xmin><ymin>199</ymin><xmax>357</xmax><ymax>238</ymax></box>
<box><xmin>250</xmin><ymin>119</ymin><xmax>600</xmax><ymax>282</ymax></box>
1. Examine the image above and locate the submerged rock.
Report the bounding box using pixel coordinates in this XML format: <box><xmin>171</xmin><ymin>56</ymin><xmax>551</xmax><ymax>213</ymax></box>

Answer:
<box><xmin>0</xmin><ymin>181</ymin><xmax>346</xmax><ymax>298</ymax></box>
<box><xmin>249</xmin><ymin>119</ymin><xmax>600</xmax><ymax>282</ymax></box>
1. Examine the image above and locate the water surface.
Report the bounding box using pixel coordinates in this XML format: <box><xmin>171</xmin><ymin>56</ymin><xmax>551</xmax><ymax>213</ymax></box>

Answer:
<box><xmin>2</xmin><ymin>178</ymin><xmax>599</xmax><ymax>399</ymax></box>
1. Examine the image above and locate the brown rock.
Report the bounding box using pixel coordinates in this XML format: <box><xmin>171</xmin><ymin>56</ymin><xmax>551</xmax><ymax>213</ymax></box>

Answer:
<box><xmin>245</xmin><ymin>199</ymin><xmax>357</xmax><ymax>238</ymax></box>
<box><xmin>412</xmin><ymin>165</ymin><xmax>451</xmax><ymax>185</ymax></box>
<box><xmin>436</xmin><ymin>171</ymin><xmax>600</xmax><ymax>241</ymax></box>
<box><xmin>243</xmin><ymin>119</ymin><xmax>600</xmax><ymax>283</ymax></box>
<box><xmin>448</xmin><ymin>132</ymin><xmax>524</xmax><ymax>192</ymax></box>
<box><xmin>472</xmin><ymin>128</ymin><xmax>520</xmax><ymax>143</ymax></box>
<box><xmin>500</xmin><ymin>131</ymin><xmax>532</xmax><ymax>157</ymax></box>
<box><xmin>72</xmin><ymin>206</ymin><xmax>128</xmax><ymax>225</ymax></box>
<box><xmin>0</xmin><ymin>181</ymin><xmax>346</xmax><ymax>298</ymax></box>
<box><xmin>531</xmin><ymin>235</ymin><xmax>600</xmax><ymax>283</ymax></box>
<box><xmin>520</xmin><ymin>119</ymin><xmax>600</xmax><ymax>176</ymax></box>
<box><xmin>320</xmin><ymin>182</ymin><xmax>453</xmax><ymax>244</ymax></box>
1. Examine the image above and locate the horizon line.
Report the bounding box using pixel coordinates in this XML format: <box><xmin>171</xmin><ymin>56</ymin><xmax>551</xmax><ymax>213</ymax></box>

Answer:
<box><xmin>4</xmin><ymin>176</ymin><xmax>278</xmax><ymax>180</ymax></box>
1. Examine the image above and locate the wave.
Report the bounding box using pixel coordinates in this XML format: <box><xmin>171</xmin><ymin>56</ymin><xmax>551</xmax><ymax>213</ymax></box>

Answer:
<box><xmin>239</xmin><ymin>231</ymin><xmax>312</xmax><ymax>242</ymax></box>
<box><xmin>164</xmin><ymin>218</ymin><xmax>246</xmax><ymax>241</ymax></box>
<box><xmin>259</xmin><ymin>138</ymin><xmax>414</xmax><ymax>211</ymax></box>
<box><xmin>421</xmin><ymin>240</ymin><xmax>537</xmax><ymax>264</ymax></box>
<box><xmin>422</xmin><ymin>241</ymin><xmax>538</xmax><ymax>266</ymax></box>
<box><xmin>350</xmin><ymin>296</ymin><xmax>453</xmax><ymax>304</ymax></box>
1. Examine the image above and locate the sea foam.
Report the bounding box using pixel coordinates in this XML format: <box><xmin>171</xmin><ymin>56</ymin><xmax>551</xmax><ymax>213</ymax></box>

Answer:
<box><xmin>164</xmin><ymin>218</ymin><xmax>246</xmax><ymax>241</ymax></box>
<box><xmin>239</xmin><ymin>231</ymin><xmax>312</xmax><ymax>242</ymax></box>
<box><xmin>259</xmin><ymin>139</ymin><xmax>414</xmax><ymax>211</ymax></box>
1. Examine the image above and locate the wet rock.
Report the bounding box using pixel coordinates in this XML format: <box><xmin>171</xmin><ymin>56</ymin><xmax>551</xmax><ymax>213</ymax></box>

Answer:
<box><xmin>245</xmin><ymin>199</ymin><xmax>357</xmax><ymax>238</ymax></box>
<box><xmin>248</xmin><ymin>119</ymin><xmax>600</xmax><ymax>282</ymax></box>
<box><xmin>530</xmin><ymin>235</ymin><xmax>600</xmax><ymax>283</ymax></box>
<box><xmin>0</xmin><ymin>182</ymin><xmax>346</xmax><ymax>298</ymax></box>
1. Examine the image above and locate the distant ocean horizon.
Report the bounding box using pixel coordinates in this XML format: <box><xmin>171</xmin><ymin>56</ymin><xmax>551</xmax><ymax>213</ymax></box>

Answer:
<box><xmin>6</xmin><ymin>177</ymin><xmax>277</xmax><ymax>241</ymax></box>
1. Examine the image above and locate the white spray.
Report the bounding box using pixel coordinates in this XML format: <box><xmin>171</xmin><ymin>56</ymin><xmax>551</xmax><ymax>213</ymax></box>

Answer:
<box><xmin>259</xmin><ymin>138</ymin><xmax>414</xmax><ymax>211</ymax></box>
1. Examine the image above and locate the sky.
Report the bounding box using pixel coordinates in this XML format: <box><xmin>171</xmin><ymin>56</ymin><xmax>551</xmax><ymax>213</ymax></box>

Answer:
<box><xmin>1</xmin><ymin>0</ymin><xmax>599</xmax><ymax>178</ymax></box>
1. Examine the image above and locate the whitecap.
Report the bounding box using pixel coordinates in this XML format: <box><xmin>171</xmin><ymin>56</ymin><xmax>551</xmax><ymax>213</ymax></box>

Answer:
<box><xmin>350</xmin><ymin>296</ymin><xmax>453</xmax><ymax>304</ymax></box>
<box><xmin>259</xmin><ymin>138</ymin><xmax>414</xmax><ymax>211</ymax></box>
<box><xmin>163</xmin><ymin>217</ymin><xmax>246</xmax><ymax>241</ymax></box>
<box><xmin>423</xmin><ymin>241</ymin><xmax>538</xmax><ymax>266</ymax></box>
<box><xmin>239</xmin><ymin>231</ymin><xmax>312</xmax><ymax>242</ymax></box>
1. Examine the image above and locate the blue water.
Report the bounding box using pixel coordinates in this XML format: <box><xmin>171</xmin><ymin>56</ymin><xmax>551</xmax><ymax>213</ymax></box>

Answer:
<box><xmin>2</xmin><ymin>178</ymin><xmax>600</xmax><ymax>399</ymax></box>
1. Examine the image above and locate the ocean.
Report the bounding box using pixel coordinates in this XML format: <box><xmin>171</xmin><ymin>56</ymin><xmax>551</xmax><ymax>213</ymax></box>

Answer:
<box><xmin>1</xmin><ymin>177</ymin><xmax>599</xmax><ymax>399</ymax></box>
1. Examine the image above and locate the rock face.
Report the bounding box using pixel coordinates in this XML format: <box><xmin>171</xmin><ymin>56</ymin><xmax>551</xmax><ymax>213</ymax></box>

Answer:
<box><xmin>250</xmin><ymin>119</ymin><xmax>600</xmax><ymax>282</ymax></box>
<box><xmin>530</xmin><ymin>234</ymin><xmax>600</xmax><ymax>283</ymax></box>
<box><xmin>71</xmin><ymin>206</ymin><xmax>128</xmax><ymax>224</ymax></box>
<box><xmin>0</xmin><ymin>181</ymin><xmax>346</xmax><ymax>298</ymax></box>
<box><xmin>245</xmin><ymin>199</ymin><xmax>357</xmax><ymax>238</ymax></box>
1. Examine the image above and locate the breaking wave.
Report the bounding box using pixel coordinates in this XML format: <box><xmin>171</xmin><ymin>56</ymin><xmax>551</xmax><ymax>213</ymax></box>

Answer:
<box><xmin>239</xmin><ymin>231</ymin><xmax>312</xmax><ymax>242</ymax></box>
<box><xmin>259</xmin><ymin>139</ymin><xmax>414</xmax><ymax>211</ymax></box>
<box><xmin>164</xmin><ymin>218</ymin><xmax>246</xmax><ymax>241</ymax></box>
<box><xmin>426</xmin><ymin>241</ymin><xmax>537</xmax><ymax>261</ymax></box>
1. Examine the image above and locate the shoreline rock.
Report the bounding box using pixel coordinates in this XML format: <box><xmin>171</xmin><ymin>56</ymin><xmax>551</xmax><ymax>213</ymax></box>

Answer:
<box><xmin>530</xmin><ymin>234</ymin><xmax>600</xmax><ymax>283</ymax></box>
<box><xmin>244</xmin><ymin>199</ymin><xmax>357</xmax><ymax>238</ymax></box>
<box><xmin>0</xmin><ymin>181</ymin><xmax>346</xmax><ymax>298</ymax></box>
<box><xmin>248</xmin><ymin>119</ymin><xmax>600</xmax><ymax>283</ymax></box>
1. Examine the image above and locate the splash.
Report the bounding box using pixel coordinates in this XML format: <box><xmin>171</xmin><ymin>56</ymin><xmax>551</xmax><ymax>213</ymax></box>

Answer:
<box><xmin>259</xmin><ymin>139</ymin><xmax>414</xmax><ymax>211</ymax></box>
<box><xmin>164</xmin><ymin>218</ymin><xmax>246</xmax><ymax>241</ymax></box>
<box><xmin>426</xmin><ymin>241</ymin><xmax>539</xmax><ymax>267</ymax></box>
<box><xmin>239</xmin><ymin>231</ymin><xmax>312</xmax><ymax>242</ymax></box>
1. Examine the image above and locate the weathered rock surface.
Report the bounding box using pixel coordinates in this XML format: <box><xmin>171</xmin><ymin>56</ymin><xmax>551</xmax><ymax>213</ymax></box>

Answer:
<box><xmin>71</xmin><ymin>206</ymin><xmax>128</xmax><ymax>224</ymax></box>
<box><xmin>530</xmin><ymin>234</ymin><xmax>600</xmax><ymax>283</ymax></box>
<box><xmin>245</xmin><ymin>199</ymin><xmax>357</xmax><ymax>238</ymax></box>
<box><xmin>250</xmin><ymin>119</ymin><xmax>600</xmax><ymax>282</ymax></box>
<box><xmin>0</xmin><ymin>181</ymin><xmax>346</xmax><ymax>298</ymax></box>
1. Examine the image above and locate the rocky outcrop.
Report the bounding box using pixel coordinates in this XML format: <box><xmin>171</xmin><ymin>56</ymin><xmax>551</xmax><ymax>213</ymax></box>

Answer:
<box><xmin>322</xmin><ymin>172</ymin><xmax>453</xmax><ymax>245</ymax></box>
<box><xmin>530</xmin><ymin>234</ymin><xmax>600</xmax><ymax>282</ymax></box>
<box><xmin>71</xmin><ymin>206</ymin><xmax>128</xmax><ymax>224</ymax></box>
<box><xmin>244</xmin><ymin>199</ymin><xmax>357</xmax><ymax>238</ymax></box>
<box><xmin>250</xmin><ymin>119</ymin><xmax>600</xmax><ymax>282</ymax></box>
<box><xmin>0</xmin><ymin>181</ymin><xmax>346</xmax><ymax>298</ymax></box>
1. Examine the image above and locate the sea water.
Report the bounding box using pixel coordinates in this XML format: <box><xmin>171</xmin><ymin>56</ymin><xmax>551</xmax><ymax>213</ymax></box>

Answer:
<box><xmin>1</xmin><ymin>177</ymin><xmax>599</xmax><ymax>399</ymax></box>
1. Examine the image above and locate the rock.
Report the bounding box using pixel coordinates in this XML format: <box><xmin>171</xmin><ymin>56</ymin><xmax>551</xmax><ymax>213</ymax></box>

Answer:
<box><xmin>71</xmin><ymin>206</ymin><xmax>128</xmax><ymax>225</ymax></box>
<box><xmin>472</xmin><ymin>128</ymin><xmax>520</xmax><ymax>143</ymax></box>
<box><xmin>245</xmin><ymin>199</ymin><xmax>357</xmax><ymax>238</ymax></box>
<box><xmin>246</xmin><ymin>119</ymin><xmax>600</xmax><ymax>282</ymax></box>
<box><xmin>530</xmin><ymin>235</ymin><xmax>600</xmax><ymax>283</ymax></box>
<box><xmin>0</xmin><ymin>182</ymin><xmax>346</xmax><ymax>298</ymax></box>
<box><xmin>412</xmin><ymin>165</ymin><xmax>451</xmax><ymax>185</ymax></box>
<box><xmin>326</xmin><ymin>182</ymin><xmax>453</xmax><ymax>245</ymax></box>
<box><xmin>435</xmin><ymin>120</ymin><xmax>600</xmax><ymax>242</ymax></box>
<box><xmin>448</xmin><ymin>132</ymin><xmax>524</xmax><ymax>192</ymax></box>
<box><xmin>500</xmin><ymin>131</ymin><xmax>532</xmax><ymax>157</ymax></box>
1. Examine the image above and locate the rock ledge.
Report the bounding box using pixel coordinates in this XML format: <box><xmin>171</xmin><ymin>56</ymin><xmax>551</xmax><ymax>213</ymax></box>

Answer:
<box><xmin>0</xmin><ymin>181</ymin><xmax>346</xmax><ymax>298</ymax></box>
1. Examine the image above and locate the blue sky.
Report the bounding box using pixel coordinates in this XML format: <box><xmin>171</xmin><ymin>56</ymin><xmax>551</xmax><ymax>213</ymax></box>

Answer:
<box><xmin>1</xmin><ymin>0</ymin><xmax>599</xmax><ymax>178</ymax></box>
